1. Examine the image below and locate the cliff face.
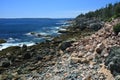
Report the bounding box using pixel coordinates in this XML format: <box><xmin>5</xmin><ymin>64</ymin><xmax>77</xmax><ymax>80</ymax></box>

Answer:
<box><xmin>66</xmin><ymin>18</ymin><xmax>120</xmax><ymax>80</ymax></box>
<box><xmin>73</xmin><ymin>17</ymin><xmax>104</xmax><ymax>31</ymax></box>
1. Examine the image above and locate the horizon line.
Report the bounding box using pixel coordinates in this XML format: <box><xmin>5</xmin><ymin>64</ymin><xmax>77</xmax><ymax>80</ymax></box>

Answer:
<box><xmin>0</xmin><ymin>17</ymin><xmax>74</xmax><ymax>19</ymax></box>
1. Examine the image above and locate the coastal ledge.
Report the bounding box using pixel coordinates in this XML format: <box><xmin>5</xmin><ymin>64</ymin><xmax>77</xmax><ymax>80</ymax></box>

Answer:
<box><xmin>0</xmin><ymin>24</ymin><xmax>97</xmax><ymax>80</ymax></box>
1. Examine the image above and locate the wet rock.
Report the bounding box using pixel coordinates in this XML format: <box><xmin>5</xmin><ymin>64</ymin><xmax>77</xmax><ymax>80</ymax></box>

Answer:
<box><xmin>23</xmin><ymin>52</ymin><xmax>32</xmax><ymax>59</ymax></box>
<box><xmin>59</xmin><ymin>40</ymin><xmax>73</xmax><ymax>51</ymax></box>
<box><xmin>58</xmin><ymin>30</ymin><xmax>69</xmax><ymax>33</ymax></box>
<box><xmin>30</xmin><ymin>32</ymin><xmax>36</xmax><ymax>35</ymax></box>
<box><xmin>0</xmin><ymin>67</ymin><xmax>6</xmax><ymax>74</ymax></box>
<box><xmin>49</xmin><ymin>49</ymin><xmax>56</xmax><ymax>55</ymax></box>
<box><xmin>52</xmin><ymin>39</ymin><xmax>63</xmax><ymax>44</ymax></box>
<box><xmin>43</xmin><ymin>55</ymin><xmax>52</xmax><ymax>61</ymax></box>
<box><xmin>105</xmin><ymin>47</ymin><xmax>120</xmax><ymax>76</ymax></box>
<box><xmin>95</xmin><ymin>43</ymin><xmax>105</xmax><ymax>54</ymax></box>
<box><xmin>22</xmin><ymin>44</ymin><xmax>27</xmax><ymax>51</ymax></box>
<box><xmin>0</xmin><ymin>58</ymin><xmax>11</xmax><ymax>67</ymax></box>
<box><xmin>35</xmin><ymin>55</ymin><xmax>43</xmax><ymax>60</ymax></box>
<box><xmin>2</xmin><ymin>61</ymin><xmax>11</xmax><ymax>67</ymax></box>
<box><xmin>37</xmin><ymin>34</ymin><xmax>42</xmax><ymax>37</ymax></box>
<box><xmin>8</xmin><ymin>55</ymin><xmax>16</xmax><ymax>62</ymax></box>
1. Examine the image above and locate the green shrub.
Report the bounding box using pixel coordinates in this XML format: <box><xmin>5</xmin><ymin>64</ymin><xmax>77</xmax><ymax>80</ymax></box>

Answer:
<box><xmin>113</xmin><ymin>23</ymin><xmax>120</xmax><ymax>35</ymax></box>
<box><xmin>112</xmin><ymin>14</ymin><xmax>120</xmax><ymax>19</ymax></box>
<box><xmin>107</xmin><ymin>14</ymin><xmax>120</xmax><ymax>22</ymax></box>
<box><xmin>107</xmin><ymin>17</ymin><xmax>113</xmax><ymax>22</ymax></box>
<box><xmin>115</xmin><ymin>14</ymin><xmax>120</xmax><ymax>18</ymax></box>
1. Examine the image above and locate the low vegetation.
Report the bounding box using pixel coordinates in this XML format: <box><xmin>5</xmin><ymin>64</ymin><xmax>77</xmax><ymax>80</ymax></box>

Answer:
<box><xmin>113</xmin><ymin>23</ymin><xmax>120</xmax><ymax>35</ymax></box>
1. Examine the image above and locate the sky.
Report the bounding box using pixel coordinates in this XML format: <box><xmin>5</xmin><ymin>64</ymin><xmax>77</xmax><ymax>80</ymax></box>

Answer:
<box><xmin>0</xmin><ymin>0</ymin><xmax>120</xmax><ymax>18</ymax></box>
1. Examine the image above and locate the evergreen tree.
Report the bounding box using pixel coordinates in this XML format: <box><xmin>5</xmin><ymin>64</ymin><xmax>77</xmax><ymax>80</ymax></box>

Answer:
<box><xmin>115</xmin><ymin>3</ymin><xmax>120</xmax><ymax>15</ymax></box>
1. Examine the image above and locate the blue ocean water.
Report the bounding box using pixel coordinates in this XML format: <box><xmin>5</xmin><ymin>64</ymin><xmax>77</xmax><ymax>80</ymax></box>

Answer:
<box><xmin>0</xmin><ymin>18</ymin><xmax>71</xmax><ymax>50</ymax></box>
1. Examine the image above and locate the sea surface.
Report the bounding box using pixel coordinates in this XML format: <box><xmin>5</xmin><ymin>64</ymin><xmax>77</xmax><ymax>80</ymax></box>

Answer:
<box><xmin>0</xmin><ymin>18</ymin><xmax>72</xmax><ymax>50</ymax></box>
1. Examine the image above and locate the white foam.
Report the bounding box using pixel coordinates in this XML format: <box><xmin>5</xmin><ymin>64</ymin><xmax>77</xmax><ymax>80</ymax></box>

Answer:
<box><xmin>25</xmin><ymin>32</ymin><xmax>48</xmax><ymax>37</ymax></box>
<box><xmin>56</xmin><ymin>23</ymin><xmax>63</xmax><ymax>25</ymax></box>
<box><xmin>61</xmin><ymin>24</ymin><xmax>70</xmax><ymax>27</ymax></box>
<box><xmin>59</xmin><ymin>28</ymin><xmax>66</xmax><ymax>31</ymax></box>
<box><xmin>50</xmin><ymin>30</ymin><xmax>58</xmax><ymax>33</ymax></box>
<box><xmin>7</xmin><ymin>37</ymin><xmax>15</xmax><ymax>42</ymax></box>
<box><xmin>0</xmin><ymin>42</ymin><xmax>35</xmax><ymax>51</ymax></box>
<box><xmin>7</xmin><ymin>37</ymin><xmax>20</xmax><ymax>43</ymax></box>
<box><xmin>55</xmin><ymin>26</ymin><xmax>60</xmax><ymax>30</ymax></box>
<box><xmin>25</xmin><ymin>32</ymin><xmax>33</xmax><ymax>36</ymax></box>
<box><xmin>39</xmin><ymin>32</ymin><xmax>47</xmax><ymax>36</ymax></box>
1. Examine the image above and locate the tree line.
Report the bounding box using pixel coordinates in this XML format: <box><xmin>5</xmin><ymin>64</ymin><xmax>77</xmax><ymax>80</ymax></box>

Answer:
<box><xmin>76</xmin><ymin>2</ymin><xmax>120</xmax><ymax>21</ymax></box>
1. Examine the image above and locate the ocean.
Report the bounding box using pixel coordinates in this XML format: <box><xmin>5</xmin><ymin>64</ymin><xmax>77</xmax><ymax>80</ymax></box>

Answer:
<box><xmin>0</xmin><ymin>18</ymin><xmax>72</xmax><ymax>50</ymax></box>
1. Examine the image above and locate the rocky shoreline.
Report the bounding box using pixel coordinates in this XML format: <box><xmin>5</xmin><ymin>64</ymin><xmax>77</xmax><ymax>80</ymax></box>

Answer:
<box><xmin>0</xmin><ymin>18</ymin><xmax>120</xmax><ymax>80</ymax></box>
<box><xmin>0</xmin><ymin>39</ymin><xmax>6</xmax><ymax>44</ymax></box>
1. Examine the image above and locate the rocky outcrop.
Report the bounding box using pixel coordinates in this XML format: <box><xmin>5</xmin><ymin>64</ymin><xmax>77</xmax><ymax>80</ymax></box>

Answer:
<box><xmin>21</xmin><ymin>44</ymin><xmax>27</xmax><ymax>51</ymax></box>
<box><xmin>0</xmin><ymin>39</ymin><xmax>6</xmax><ymax>44</ymax></box>
<box><xmin>74</xmin><ymin>18</ymin><xmax>104</xmax><ymax>31</ymax></box>
<box><xmin>58</xmin><ymin>40</ymin><xmax>74</xmax><ymax>51</ymax></box>
<box><xmin>0</xmin><ymin>58</ymin><xmax>11</xmax><ymax>67</ymax></box>
<box><xmin>23</xmin><ymin>52</ymin><xmax>32</xmax><ymax>59</ymax></box>
<box><xmin>88</xmin><ymin>22</ymin><xmax>103</xmax><ymax>31</ymax></box>
<box><xmin>105</xmin><ymin>47</ymin><xmax>120</xmax><ymax>76</ymax></box>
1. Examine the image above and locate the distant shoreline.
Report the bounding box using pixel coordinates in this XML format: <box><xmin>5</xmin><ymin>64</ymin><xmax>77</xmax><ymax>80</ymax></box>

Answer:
<box><xmin>0</xmin><ymin>18</ymin><xmax>74</xmax><ymax>20</ymax></box>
